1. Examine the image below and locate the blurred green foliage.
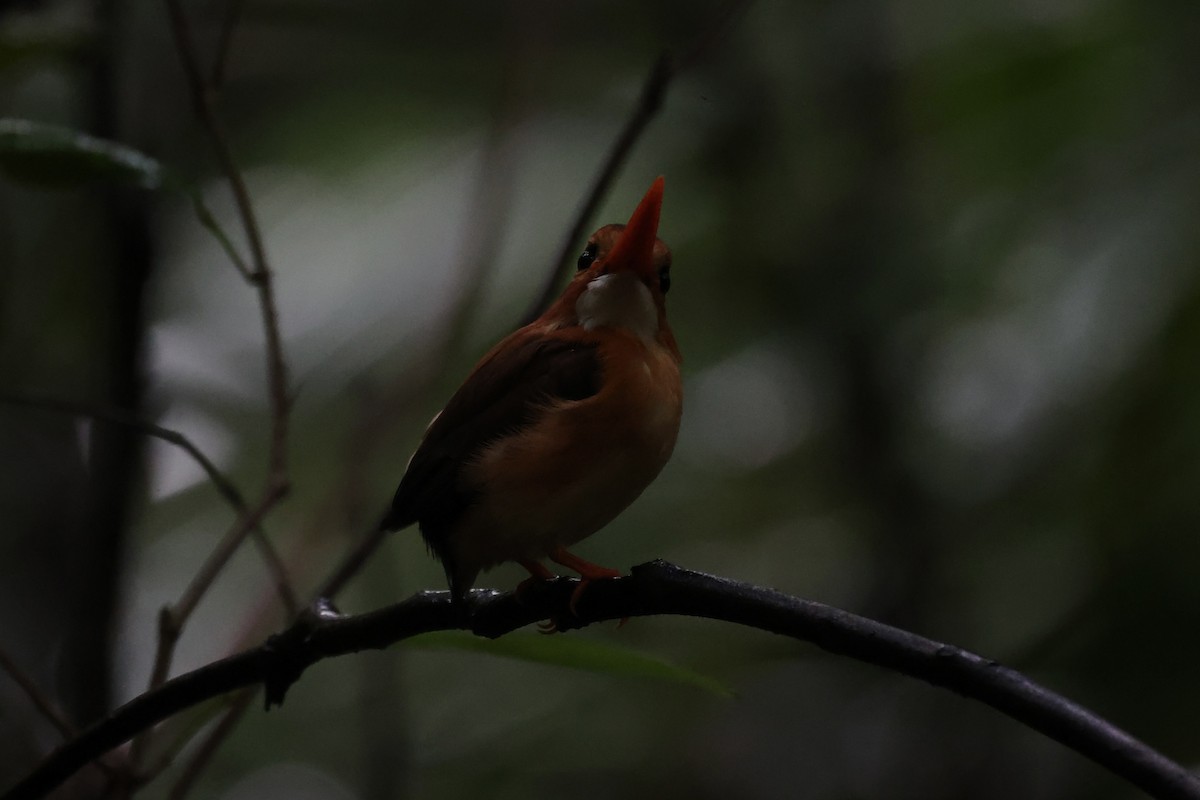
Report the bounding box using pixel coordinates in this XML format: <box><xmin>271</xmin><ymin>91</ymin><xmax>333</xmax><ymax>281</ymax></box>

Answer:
<box><xmin>2</xmin><ymin>0</ymin><xmax>1199</xmax><ymax>798</ymax></box>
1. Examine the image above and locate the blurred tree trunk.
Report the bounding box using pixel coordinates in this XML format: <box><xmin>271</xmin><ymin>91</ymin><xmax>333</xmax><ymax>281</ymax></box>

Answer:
<box><xmin>57</xmin><ymin>0</ymin><xmax>154</xmax><ymax>725</ymax></box>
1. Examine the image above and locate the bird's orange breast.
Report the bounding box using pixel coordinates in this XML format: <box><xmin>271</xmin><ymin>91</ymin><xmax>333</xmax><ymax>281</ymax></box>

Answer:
<box><xmin>451</xmin><ymin>327</ymin><xmax>682</xmax><ymax>576</ymax></box>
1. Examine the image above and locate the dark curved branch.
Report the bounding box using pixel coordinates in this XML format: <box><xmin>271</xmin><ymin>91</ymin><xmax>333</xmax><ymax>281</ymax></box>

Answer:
<box><xmin>5</xmin><ymin>561</ymin><xmax>1198</xmax><ymax>800</ymax></box>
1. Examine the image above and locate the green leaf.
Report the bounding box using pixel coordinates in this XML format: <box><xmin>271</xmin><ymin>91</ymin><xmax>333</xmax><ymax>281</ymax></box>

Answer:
<box><xmin>0</xmin><ymin>118</ymin><xmax>254</xmax><ymax>276</ymax></box>
<box><xmin>409</xmin><ymin>631</ymin><xmax>733</xmax><ymax>697</ymax></box>
<box><xmin>0</xmin><ymin>118</ymin><xmax>168</xmax><ymax>189</ymax></box>
<box><xmin>0</xmin><ymin>32</ymin><xmax>92</xmax><ymax>74</ymax></box>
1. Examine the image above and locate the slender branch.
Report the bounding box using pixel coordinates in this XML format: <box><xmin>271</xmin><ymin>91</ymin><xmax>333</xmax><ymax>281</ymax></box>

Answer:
<box><xmin>175</xmin><ymin>483</ymin><xmax>291</xmax><ymax>629</ymax></box>
<box><xmin>129</xmin><ymin>482</ymin><xmax>287</xmax><ymax>769</ymax></box>
<box><xmin>0</xmin><ymin>394</ymin><xmax>296</xmax><ymax>615</ymax></box>
<box><xmin>315</xmin><ymin>525</ymin><xmax>390</xmax><ymax>601</ymax></box>
<box><xmin>166</xmin><ymin>688</ymin><xmax>255</xmax><ymax>800</ymax></box>
<box><xmin>7</xmin><ymin>562</ymin><xmax>1199</xmax><ymax>800</ymax></box>
<box><xmin>164</xmin><ymin>0</ymin><xmax>290</xmax><ymax>485</ymax></box>
<box><xmin>210</xmin><ymin>0</ymin><xmax>246</xmax><ymax>89</ymax></box>
<box><xmin>0</xmin><ymin>648</ymin><xmax>118</xmax><ymax>781</ymax></box>
<box><xmin>0</xmin><ymin>648</ymin><xmax>79</xmax><ymax>741</ymax></box>
<box><xmin>189</xmin><ymin>192</ymin><xmax>254</xmax><ymax>281</ymax></box>
<box><xmin>518</xmin><ymin>53</ymin><xmax>673</xmax><ymax>327</ymax></box>
<box><xmin>162</xmin><ymin>361</ymin><xmax>462</xmax><ymax>787</ymax></box>
<box><xmin>158</xmin><ymin>0</ymin><xmax>295</xmax><ymax>636</ymax></box>
<box><xmin>3</xmin><ymin>393</ymin><xmax>238</xmax><ymax>502</ymax></box>
<box><xmin>127</xmin><ymin>0</ymin><xmax>293</xmax><ymax>775</ymax></box>
<box><xmin>518</xmin><ymin>0</ymin><xmax>752</xmax><ymax>327</ymax></box>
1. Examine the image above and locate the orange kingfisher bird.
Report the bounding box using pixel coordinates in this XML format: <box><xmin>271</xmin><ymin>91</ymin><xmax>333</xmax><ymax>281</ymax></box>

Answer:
<box><xmin>381</xmin><ymin>177</ymin><xmax>682</xmax><ymax>610</ymax></box>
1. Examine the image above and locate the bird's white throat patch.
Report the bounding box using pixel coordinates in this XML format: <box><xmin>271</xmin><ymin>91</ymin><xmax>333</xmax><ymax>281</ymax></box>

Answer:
<box><xmin>576</xmin><ymin>272</ymin><xmax>658</xmax><ymax>340</ymax></box>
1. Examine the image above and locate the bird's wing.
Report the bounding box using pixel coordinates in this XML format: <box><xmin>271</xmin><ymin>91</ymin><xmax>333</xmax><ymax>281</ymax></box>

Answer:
<box><xmin>381</xmin><ymin>331</ymin><xmax>601</xmax><ymax>534</ymax></box>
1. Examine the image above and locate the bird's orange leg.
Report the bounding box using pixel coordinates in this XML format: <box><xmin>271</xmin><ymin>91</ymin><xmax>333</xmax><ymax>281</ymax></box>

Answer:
<box><xmin>548</xmin><ymin>547</ymin><xmax>623</xmax><ymax>616</ymax></box>
<box><xmin>516</xmin><ymin>559</ymin><xmax>557</xmax><ymax>597</ymax></box>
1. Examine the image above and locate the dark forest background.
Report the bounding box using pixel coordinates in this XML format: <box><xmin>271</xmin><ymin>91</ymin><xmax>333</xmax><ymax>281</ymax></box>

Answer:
<box><xmin>2</xmin><ymin>0</ymin><xmax>1199</xmax><ymax>798</ymax></box>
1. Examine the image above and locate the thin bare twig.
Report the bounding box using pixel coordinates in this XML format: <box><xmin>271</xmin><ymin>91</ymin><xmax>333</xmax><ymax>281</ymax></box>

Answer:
<box><xmin>164</xmin><ymin>0</ymin><xmax>290</xmax><ymax>484</ymax></box>
<box><xmin>519</xmin><ymin>0</ymin><xmax>753</xmax><ymax>327</ymax></box>
<box><xmin>1</xmin><ymin>393</ymin><xmax>239</xmax><ymax>509</ymax></box>
<box><xmin>7</xmin><ymin>562</ymin><xmax>1200</xmax><ymax>800</ymax></box>
<box><xmin>127</xmin><ymin>0</ymin><xmax>294</xmax><ymax>777</ymax></box>
<box><xmin>0</xmin><ymin>394</ymin><xmax>296</xmax><ymax>615</ymax></box>
<box><xmin>165</xmin><ymin>372</ymin><xmax>434</xmax><ymax>794</ymax></box>
<box><xmin>316</xmin><ymin>523</ymin><xmax>389</xmax><ymax>600</ymax></box>
<box><xmin>166</xmin><ymin>688</ymin><xmax>255</xmax><ymax>800</ymax></box>
<box><xmin>518</xmin><ymin>52</ymin><xmax>673</xmax><ymax>327</ymax></box>
<box><xmin>163</xmin><ymin>383</ymin><xmax>418</xmax><ymax>797</ymax></box>
<box><xmin>0</xmin><ymin>648</ymin><xmax>118</xmax><ymax>781</ymax></box>
<box><xmin>150</xmin><ymin>584</ymin><xmax>283</xmax><ymax>794</ymax></box>
<box><xmin>0</xmin><ymin>648</ymin><xmax>79</xmax><ymax>741</ymax></box>
<box><xmin>153</xmin><ymin>0</ymin><xmax>294</xmax><ymax>634</ymax></box>
<box><xmin>177</xmin><ymin>484</ymin><xmax>291</xmax><ymax>630</ymax></box>
<box><xmin>129</xmin><ymin>481</ymin><xmax>287</xmax><ymax>771</ymax></box>
<box><xmin>210</xmin><ymin>0</ymin><xmax>246</xmax><ymax>89</ymax></box>
<box><xmin>189</xmin><ymin>193</ymin><xmax>254</xmax><ymax>281</ymax></box>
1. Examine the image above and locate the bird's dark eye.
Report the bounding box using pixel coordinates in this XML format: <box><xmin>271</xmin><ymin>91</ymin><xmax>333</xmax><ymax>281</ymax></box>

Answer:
<box><xmin>577</xmin><ymin>243</ymin><xmax>598</xmax><ymax>271</ymax></box>
<box><xmin>658</xmin><ymin>264</ymin><xmax>671</xmax><ymax>294</ymax></box>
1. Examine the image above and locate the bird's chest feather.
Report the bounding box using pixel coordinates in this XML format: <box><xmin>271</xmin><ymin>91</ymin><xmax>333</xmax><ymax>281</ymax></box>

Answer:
<box><xmin>582</xmin><ymin>337</ymin><xmax>682</xmax><ymax>461</ymax></box>
<box><xmin>460</xmin><ymin>332</ymin><xmax>681</xmax><ymax>561</ymax></box>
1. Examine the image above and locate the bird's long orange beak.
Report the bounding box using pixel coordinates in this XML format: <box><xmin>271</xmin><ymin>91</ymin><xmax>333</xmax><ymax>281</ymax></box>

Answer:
<box><xmin>603</xmin><ymin>176</ymin><xmax>664</xmax><ymax>281</ymax></box>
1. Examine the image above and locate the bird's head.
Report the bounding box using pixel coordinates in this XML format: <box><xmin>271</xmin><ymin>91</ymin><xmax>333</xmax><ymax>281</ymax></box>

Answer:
<box><xmin>546</xmin><ymin>177</ymin><xmax>675</xmax><ymax>353</ymax></box>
